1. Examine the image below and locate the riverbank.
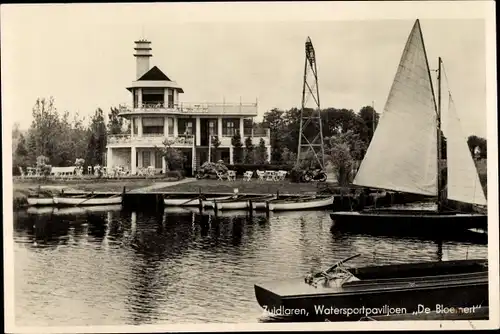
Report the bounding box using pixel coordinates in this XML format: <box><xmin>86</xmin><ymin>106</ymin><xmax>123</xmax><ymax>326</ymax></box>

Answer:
<box><xmin>13</xmin><ymin>177</ymin><xmax>178</xmax><ymax>209</ymax></box>
<box><xmin>158</xmin><ymin>179</ymin><xmax>325</xmax><ymax>195</ymax></box>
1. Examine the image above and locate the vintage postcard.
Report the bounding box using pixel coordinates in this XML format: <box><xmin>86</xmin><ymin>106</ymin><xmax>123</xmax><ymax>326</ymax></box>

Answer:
<box><xmin>2</xmin><ymin>1</ymin><xmax>498</xmax><ymax>333</ymax></box>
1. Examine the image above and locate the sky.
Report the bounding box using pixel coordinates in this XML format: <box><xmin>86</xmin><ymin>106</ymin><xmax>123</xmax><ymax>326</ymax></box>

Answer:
<box><xmin>1</xmin><ymin>2</ymin><xmax>495</xmax><ymax>138</ymax></box>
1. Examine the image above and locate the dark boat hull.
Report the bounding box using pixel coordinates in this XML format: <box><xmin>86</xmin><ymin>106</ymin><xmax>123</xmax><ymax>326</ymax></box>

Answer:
<box><xmin>255</xmin><ymin>260</ymin><xmax>489</xmax><ymax>321</ymax></box>
<box><xmin>330</xmin><ymin>210</ymin><xmax>488</xmax><ymax>235</ymax></box>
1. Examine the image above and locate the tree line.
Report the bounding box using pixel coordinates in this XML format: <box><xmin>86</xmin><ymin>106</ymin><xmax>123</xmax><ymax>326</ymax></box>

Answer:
<box><xmin>12</xmin><ymin>97</ymin><xmax>129</xmax><ymax>173</ymax></box>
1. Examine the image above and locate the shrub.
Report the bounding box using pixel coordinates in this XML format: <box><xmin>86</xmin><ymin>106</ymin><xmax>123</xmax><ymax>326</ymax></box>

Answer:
<box><xmin>288</xmin><ymin>166</ymin><xmax>304</xmax><ymax>183</ymax></box>
<box><xmin>199</xmin><ymin>161</ymin><xmax>228</xmax><ymax>174</ymax></box>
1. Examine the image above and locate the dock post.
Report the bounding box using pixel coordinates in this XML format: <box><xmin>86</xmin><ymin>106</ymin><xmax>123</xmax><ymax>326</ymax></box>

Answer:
<box><xmin>276</xmin><ymin>190</ymin><xmax>279</xmax><ymax>200</ymax></box>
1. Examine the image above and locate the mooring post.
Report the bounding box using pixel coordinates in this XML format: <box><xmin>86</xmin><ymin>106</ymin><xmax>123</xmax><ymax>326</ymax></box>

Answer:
<box><xmin>276</xmin><ymin>190</ymin><xmax>280</xmax><ymax>200</ymax></box>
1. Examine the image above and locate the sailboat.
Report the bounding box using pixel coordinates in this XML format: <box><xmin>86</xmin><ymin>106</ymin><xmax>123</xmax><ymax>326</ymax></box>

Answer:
<box><xmin>330</xmin><ymin>19</ymin><xmax>487</xmax><ymax>234</ymax></box>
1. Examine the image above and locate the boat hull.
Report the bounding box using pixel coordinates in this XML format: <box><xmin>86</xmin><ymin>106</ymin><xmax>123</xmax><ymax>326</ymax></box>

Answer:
<box><xmin>27</xmin><ymin>197</ymin><xmax>55</xmax><ymax>206</ymax></box>
<box><xmin>164</xmin><ymin>195</ymin><xmax>233</xmax><ymax>206</ymax></box>
<box><xmin>255</xmin><ymin>259</ymin><xmax>488</xmax><ymax>321</ymax></box>
<box><xmin>330</xmin><ymin>210</ymin><xmax>488</xmax><ymax>233</ymax></box>
<box><xmin>267</xmin><ymin>196</ymin><xmax>334</xmax><ymax>211</ymax></box>
<box><xmin>53</xmin><ymin>196</ymin><xmax>122</xmax><ymax>206</ymax></box>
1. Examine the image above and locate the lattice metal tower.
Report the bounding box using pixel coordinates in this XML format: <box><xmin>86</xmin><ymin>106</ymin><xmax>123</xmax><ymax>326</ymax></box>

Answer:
<box><xmin>296</xmin><ymin>37</ymin><xmax>325</xmax><ymax>169</ymax></box>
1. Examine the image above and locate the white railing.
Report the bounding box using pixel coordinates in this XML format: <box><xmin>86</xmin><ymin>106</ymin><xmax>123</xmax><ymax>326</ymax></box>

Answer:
<box><xmin>107</xmin><ymin>134</ymin><xmax>194</xmax><ymax>146</ymax></box>
<box><xmin>119</xmin><ymin>101</ymin><xmax>258</xmax><ymax>115</ymax></box>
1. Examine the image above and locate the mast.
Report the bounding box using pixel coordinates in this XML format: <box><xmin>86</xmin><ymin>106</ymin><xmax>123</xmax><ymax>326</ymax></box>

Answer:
<box><xmin>436</xmin><ymin>57</ymin><xmax>443</xmax><ymax>212</ymax></box>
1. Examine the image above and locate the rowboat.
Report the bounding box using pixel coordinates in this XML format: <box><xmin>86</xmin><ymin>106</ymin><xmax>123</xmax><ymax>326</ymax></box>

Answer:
<box><xmin>164</xmin><ymin>193</ymin><xmax>234</xmax><ymax>206</ymax></box>
<box><xmin>254</xmin><ymin>254</ymin><xmax>488</xmax><ymax>321</ymax></box>
<box><xmin>27</xmin><ymin>197</ymin><xmax>55</xmax><ymax>206</ymax></box>
<box><xmin>265</xmin><ymin>195</ymin><xmax>334</xmax><ymax>211</ymax></box>
<box><xmin>205</xmin><ymin>194</ymin><xmax>275</xmax><ymax>211</ymax></box>
<box><xmin>53</xmin><ymin>194</ymin><xmax>122</xmax><ymax>206</ymax></box>
<box><xmin>26</xmin><ymin>204</ymin><xmax>122</xmax><ymax>215</ymax></box>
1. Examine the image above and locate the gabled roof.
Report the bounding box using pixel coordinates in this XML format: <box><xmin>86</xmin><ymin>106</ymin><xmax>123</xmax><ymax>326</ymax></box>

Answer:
<box><xmin>138</xmin><ymin>66</ymin><xmax>171</xmax><ymax>81</ymax></box>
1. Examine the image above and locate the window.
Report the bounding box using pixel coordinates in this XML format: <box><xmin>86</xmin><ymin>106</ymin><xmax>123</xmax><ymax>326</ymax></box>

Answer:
<box><xmin>155</xmin><ymin>151</ymin><xmax>163</xmax><ymax>169</ymax></box>
<box><xmin>142</xmin><ymin>117</ymin><xmax>164</xmax><ymax>135</ymax></box>
<box><xmin>142</xmin><ymin>88</ymin><xmax>164</xmax><ymax>107</ymax></box>
<box><xmin>223</xmin><ymin>121</ymin><xmax>234</xmax><ymax>136</ymax></box>
<box><xmin>142</xmin><ymin>151</ymin><xmax>151</xmax><ymax>167</ymax></box>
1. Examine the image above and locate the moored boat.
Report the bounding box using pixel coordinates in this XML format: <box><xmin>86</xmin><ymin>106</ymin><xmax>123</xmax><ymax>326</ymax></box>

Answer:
<box><xmin>27</xmin><ymin>197</ymin><xmax>55</xmax><ymax>206</ymax></box>
<box><xmin>254</xmin><ymin>254</ymin><xmax>488</xmax><ymax>321</ymax></box>
<box><xmin>265</xmin><ymin>195</ymin><xmax>334</xmax><ymax>211</ymax></box>
<box><xmin>164</xmin><ymin>193</ymin><xmax>234</xmax><ymax>206</ymax></box>
<box><xmin>207</xmin><ymin>194</ymin><xmax>275</xmax><ymax>211</ymax></box>
<box><xmin>53</xmin><ymin>194</ymin><xmax>122</xmax><ymax>206</ymax></box>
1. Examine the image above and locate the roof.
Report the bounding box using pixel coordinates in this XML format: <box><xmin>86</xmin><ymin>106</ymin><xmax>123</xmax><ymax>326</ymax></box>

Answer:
<box><xmin>138</xmin><ymin>66</ymin><xmax>172</xmax><ymax>81</ymax></box>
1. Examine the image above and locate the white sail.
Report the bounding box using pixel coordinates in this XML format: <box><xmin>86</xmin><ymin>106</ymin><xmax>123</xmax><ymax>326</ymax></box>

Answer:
<box><xmin>354</xmin><ymin>20</ymin><xmax>438</xmax><ymax>196</ymax></box>
<box><xmin>445</xmin><ymin>94</ymin><xmax>487</xmax><ymax>206</ymax></box>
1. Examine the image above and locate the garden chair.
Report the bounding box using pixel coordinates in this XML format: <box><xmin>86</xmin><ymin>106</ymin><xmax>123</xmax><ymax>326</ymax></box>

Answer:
<box><xmin>277</xmin><ymin>170</ymin><xmax>287</xmax><ymax>181</ymax></box>
<box><xmin>265</xmin><ymin>170</ymin><xmax>275</xmax><ymax>181</ymax></box>
<box><xmin>227</xmin><ymin>170</ymin><xmax>237</xmax><ymax>181</ymax></box>
<box><xmin>243</xmin><ymin>171</ymin><xmax>253</xmax><ymax>181</ymax></box>
<box><xmin>26</xmin><ymin>167</ymin><xmax>34</xmax><ymax>178</ymax></box>
<box><xmin>256</xmin><ymin>170</ymin><xmax>265</xmax><ymax>181</ymax></box>
<box><xmin>216</xmin><ymin>170</ymin><xmax>227</xmax><ymax>181</ymax></box>
<box><xmin>148</xmin><ymin>166</ymin><xmax>155</xmax><ymax>177</ymax></box>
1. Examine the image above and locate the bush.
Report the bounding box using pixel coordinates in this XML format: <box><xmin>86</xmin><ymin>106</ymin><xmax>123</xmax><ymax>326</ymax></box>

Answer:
<box><xmin>226</xmin><ymin>163</ymin><xmax>293</xmax><ymax>176</ymax></box>
<box><xmin>288</xmin><ymin>166</ymin><xmax>304</xmax><ymax>183</ymax></box>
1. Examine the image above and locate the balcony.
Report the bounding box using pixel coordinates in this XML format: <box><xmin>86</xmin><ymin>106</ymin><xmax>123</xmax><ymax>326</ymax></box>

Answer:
<box><xmin>118</xmin><ymin>102</ymin><xmax>258</xmax><ymax>116</ymax></box>
<box><xmin>107</xmin><ymin>134</ymin><xmax>195</xmax><ymax>148</ymax></box>
<box><xmin>219</xmin><ymin>128</ymin><xmax>271</xmax><ymax>147</ymax></box>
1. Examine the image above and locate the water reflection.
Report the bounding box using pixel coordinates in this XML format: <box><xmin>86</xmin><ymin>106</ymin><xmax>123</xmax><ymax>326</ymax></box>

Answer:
<box><xmin>13</xmin><ymin>207</ymin><xmax>488</xmax><ymax>326</ymax></box>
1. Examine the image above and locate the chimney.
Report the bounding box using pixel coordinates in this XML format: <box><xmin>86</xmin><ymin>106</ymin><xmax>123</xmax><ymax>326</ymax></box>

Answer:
<box><xmin>134</xmin><ymin>39</ymin><xmax>152</xmax><ymax>79</ymax></box>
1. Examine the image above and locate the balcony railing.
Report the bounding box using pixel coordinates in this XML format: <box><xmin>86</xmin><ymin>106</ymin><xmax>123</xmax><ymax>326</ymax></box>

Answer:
<box><xmin>120</xmin><ymin>102</ymin><xmax>258</xmax><ymax>115</ymax></box>
<box><xmin>107</xmin><ymin>134</ymin><xmax>194</xmax><ymax>146</ymax></box>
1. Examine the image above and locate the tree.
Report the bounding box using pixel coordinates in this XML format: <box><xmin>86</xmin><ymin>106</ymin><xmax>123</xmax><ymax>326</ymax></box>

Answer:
<box><xmin>467</xmin><ymin>135</ymin><xmax>487</xmax><ymax>159</ymax></box>
<box><xmin>243</xmin><ymin>136</ymin><xmax>254</xmax><ymax>164</ymax></box>
<box><xmin>211</xmin><ymin>135</ymin><xmax>221</xmax><ymax>162</ymax></box>
<box><xmin>263</xmin><ymin>108</ymin><xmax>288</xmax><ymax>162</ymax></box>
<box><xmin>280</xmin><ymin>147</ymin><xmax>297</xmax><ymax>166</ymax></box>
<box><xmin>14</xmin><ymin>133</ymin><xmax>29</xmax><ymax>168</ymax></box>
<box><xmin>28</xmin><ymin>97</ymin><xmax>60</xmax><ymax>163</ymax></box>
<box><xmin>253</xmin><ymin>138</ymin><xmax>269</xmax><ymax>165</ymax></box>
<box><xmin>231</xmin><ymin>132</ymin><xmax>243</xmax><ymax>164</ymax></box>
<box><xmin>88</xmin><ymin>108</ymin><xmax>107</xmax><ymax>165</ymax></box>
<box><xmin>326</xmin><ymin>130</ymin><xmax>367</xmax><ymax>186</ymax></box>
<box><xmin>107</xmin><ymin>106</ymin><xmax>126</xmax><ymax>135</ymax></box>
<box><xmin>358</xmin><ymin>105</ymin><xmax>380</xmax><ymax>142</ymax></box>
<box><xmin>157</xmin><ymin>139</ymin><xmax>186</xmax><ymax>171</ymax></box>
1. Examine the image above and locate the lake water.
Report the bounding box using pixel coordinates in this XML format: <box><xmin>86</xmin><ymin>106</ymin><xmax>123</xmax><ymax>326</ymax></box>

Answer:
<box><xmin>12</xmin><ymin>206</ymin><xmax>488</xmax><ymax>326</ymax></box>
